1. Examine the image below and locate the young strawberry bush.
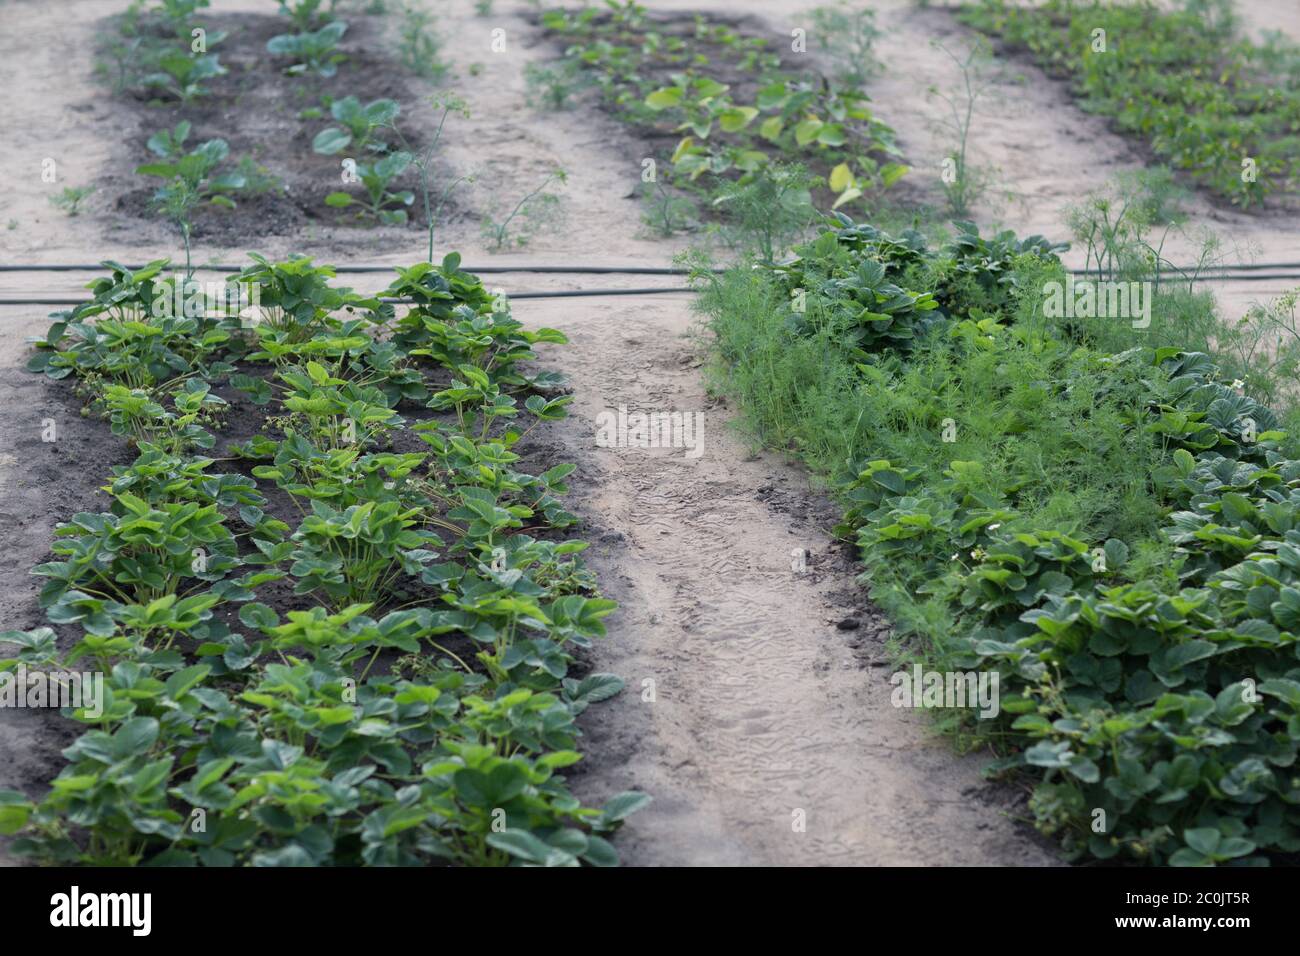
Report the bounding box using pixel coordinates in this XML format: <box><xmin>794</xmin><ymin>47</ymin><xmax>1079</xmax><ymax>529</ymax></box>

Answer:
<box><xmin>2</xmin><ymin>254</ymin><xmax>645</xmax><ymax>867</ymax></box>
<box><xmin>699</xmin><ymin>211</ymin><xmax>1300</xmax><ymax>865</ymax></box>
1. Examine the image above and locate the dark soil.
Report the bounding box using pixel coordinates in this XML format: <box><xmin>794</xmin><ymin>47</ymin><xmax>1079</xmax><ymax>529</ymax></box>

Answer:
<box><xmin>100</xmin><ymin>10</ymin><xmax>462</xmax><ymax>248</ymax></box>
<box><xmin>0</xmin><ymin>362</ymin><xmax>133</xmax><ymax>826</ymax></box>
<box><xmin>0</xmin><ymin>345</ymin><xmax>577</xmax><ymax>818</ymax></box>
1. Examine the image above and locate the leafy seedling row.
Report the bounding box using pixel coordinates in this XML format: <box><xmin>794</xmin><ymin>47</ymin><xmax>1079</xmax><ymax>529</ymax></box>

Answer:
<box><xmin>94</xmin><ymin>0</ymin><xmax>450</xmax><ymax>247</ymax></box>
<box><xmin>0</xmin><ymin>248</ymin><xmax>648</xmax><ymax>867</ymax></box>
<box><xmin>536</xmin><ymin>1</ymin><xmax>907</xmax><ymax>240</ymax></box>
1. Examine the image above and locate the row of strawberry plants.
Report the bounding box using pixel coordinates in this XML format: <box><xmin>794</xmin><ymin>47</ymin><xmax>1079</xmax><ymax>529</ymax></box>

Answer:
<box><xmin>0</xmin><ymin>253</ymin><xmax>645</xmax><ymax>866</ymax></box>
<box><xmin>698</xmin><ymin>213</ymin><xmax>1300</xmax><ymax>865</ymax></box>
<box><xmin>960</xmin><ymin>0</ymin><xmax>1300</xmax><ymax>208</ymax></box>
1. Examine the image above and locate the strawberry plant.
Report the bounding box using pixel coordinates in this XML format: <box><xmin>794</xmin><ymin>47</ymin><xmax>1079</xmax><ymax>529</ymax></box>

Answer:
<box><xmin>234</xmin><ymin>253</ymin><xmax>382</xmax><ymax>342</ymax></box>
<box><xmin>274</xmin><ymin>360</ymin><xmax>404</xmax><ymax>448</ymax></box>
<box><xmin>35</xmin><ymin>491</ymin><xmax>241</xmax><ymax>609</ymax></box>
<box><xmin>286</xmin><ymin>500</ymin><xmax>442</xmax><ymax>609</ymax></box>
<box><xmin>100</xmin><ymin>379</ymin><xmax>225</xmax><ymax>453</ymax></box>
<box><xmin>27</xmin><ymin>259</ymin><xmax>238</xmax><ymax>393</ymax></box>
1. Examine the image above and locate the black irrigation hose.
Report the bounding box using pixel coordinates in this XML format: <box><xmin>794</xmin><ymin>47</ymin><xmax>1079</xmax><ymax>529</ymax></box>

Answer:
<box><xmin>6</xmin><ymin>274</ymin><xmax>1300</xmax><ymax>308</ymax></box>
<box><xmin>1</xmin><ymin>263</ymin><xmax>1298</xmax><ymax>278</ymax></box>
<box><xmin>0</xmin><ymin>287</ymin><xmax>697</xmax><ymax>308</ymax></box>
<box><xmin>0</xmin><ymin>263</ymin><xmax>723</xmax><ymax>275</ymax></box>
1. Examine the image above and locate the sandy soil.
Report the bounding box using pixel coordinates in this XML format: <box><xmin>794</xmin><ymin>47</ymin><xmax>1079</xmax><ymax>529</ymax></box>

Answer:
<box><xmin>1</xmin><ymin>0</ymin><xmax>1296</xmax><ymax>866</ymax></box>
<box><xmin>530</xmin><ymin>292</ymin><xmax>1058</xmax><ymax>865</ymax></box>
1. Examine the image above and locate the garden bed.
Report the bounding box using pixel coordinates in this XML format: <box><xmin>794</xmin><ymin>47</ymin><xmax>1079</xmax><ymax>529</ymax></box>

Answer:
<box><xmin>97</xmin><ymin>7</ymin><xmax>452</xmax><ymax>246</ymax></box>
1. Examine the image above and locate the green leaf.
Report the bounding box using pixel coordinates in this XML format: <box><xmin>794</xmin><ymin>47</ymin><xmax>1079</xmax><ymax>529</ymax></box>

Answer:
<box><xmin>794</xmin><ymin>118</ymin><xmax>823</xmax><ymax>146</ymax></box>
<box><xmin>1183</xmin><ymin>827</ymin><xmax>1221</xmax><ymax>856</ymax></box>
<box><xmin>645</xmin><ymin>87</ymin><xmax>683</xmax><ymax>110</ymax></box>
<box><xmin>240</xmin><ymin>602</ymin><xmax>280</xmax><ymax>630</ymax></box>
<box><xmin>602</xmin><ymin>790</ymin><xmax>651</xmax><ymax>822</ymax></box>
<box><xmin>829</xmin><ymin>162</ymin><xmax>854</xmax><ymax>193</ymax></box>
<box><xmin>164</xmin><ymin>665</ymin><xmax>211</xmax><ymax>700</ymax></box>
<box><xmin>759</xmin><ymin>116</ymin><xmax>784</xmax><ymax>141</ymax></box>
<box><xmin>113</xmin><ymin>717</ymin><xmax>160</xmax><ymax>760</ymax></box>
<box><xmin>487</xmin><ymin>828</ymin><xmax>556</xmax><ymax>864</ymax></box>
<box><xmin>719</xmin><ymin>106</ymin><xmax>759</xmax><ymax>132</ymax></box>
<box><xmin>312</xmin><ymin>127</ymin><xmax>352</xmax><ymax>155</ymax></box>
<box><xmin>0</xmin><ymin>790</ymin><xmax>32</xmax><ymax>835</ymax></box>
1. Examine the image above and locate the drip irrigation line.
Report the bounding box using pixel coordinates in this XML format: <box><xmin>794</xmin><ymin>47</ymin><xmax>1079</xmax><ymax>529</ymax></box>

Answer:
<box><xmin>0</xmin><ymin>263</ymin><xmax>724</xmax><ymax>275</ymax></box>
<box><xmin>2</xmin><ymin>262</ymin><xmax>1299</xmax><ymax>279</ymax></box>
<box><xmin>0</xmin><ymin>287</ymin><xmax>696</xmax><ymax>308</ymax></box>
<box><xmin>7</xmin><ymin>274</ymin><xmax>1300</xmax><ymax>309</ymax></box>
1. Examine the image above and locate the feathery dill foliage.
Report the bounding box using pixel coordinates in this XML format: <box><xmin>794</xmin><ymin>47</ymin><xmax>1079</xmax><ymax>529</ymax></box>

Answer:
<box><xmin>699</xmin><ymin>212</ymin><xmax>1300</xmax><ymax>865</ymax></box>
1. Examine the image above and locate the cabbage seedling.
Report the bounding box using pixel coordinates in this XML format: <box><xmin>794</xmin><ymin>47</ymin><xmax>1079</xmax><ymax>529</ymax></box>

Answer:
<box><xmin>143</xmin><ymin>52</ymin><xmax>226</xmax><ymax>103</ymax></box>
<box><xmin>312</xmin><ymin>96</ymin><xmax>400</xmax><ymax>155</ymax></box>
<box><xmin>267</xmin><ymin>20</ymin><xmax>348</xmax><ymax>77</ymax></box>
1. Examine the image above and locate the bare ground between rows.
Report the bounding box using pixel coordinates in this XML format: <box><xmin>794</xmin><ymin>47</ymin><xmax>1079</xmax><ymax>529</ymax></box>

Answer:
<box><xmin>524</xmin><ymin>294</ymin><xmax>1061</xmax><ymax>866</ymax></box>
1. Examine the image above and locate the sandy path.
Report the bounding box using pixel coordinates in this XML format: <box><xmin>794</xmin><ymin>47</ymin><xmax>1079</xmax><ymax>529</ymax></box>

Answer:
<box><xmin>526</xmin><ymin>292</ymin><xmax>1056</xmax><ymax>865</ymax></box>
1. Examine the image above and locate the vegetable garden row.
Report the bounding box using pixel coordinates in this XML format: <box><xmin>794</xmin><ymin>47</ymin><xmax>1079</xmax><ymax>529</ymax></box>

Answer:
<box><xmin>700</xmin><ymin>216</ymin><xmax>1300</xmax><ymax>865</ymax></box>
<box><xmin>1</xmin><ymin>252</ymin><xmax>648</xmax><ymax>865</ymax></box>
